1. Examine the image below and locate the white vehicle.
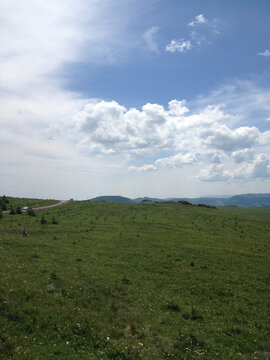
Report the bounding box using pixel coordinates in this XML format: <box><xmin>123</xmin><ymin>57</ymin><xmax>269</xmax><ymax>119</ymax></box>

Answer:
<box><xmin>22</xmin><ymin>206</ymin><xmax>29</xmax><ymax>211</ymax></box>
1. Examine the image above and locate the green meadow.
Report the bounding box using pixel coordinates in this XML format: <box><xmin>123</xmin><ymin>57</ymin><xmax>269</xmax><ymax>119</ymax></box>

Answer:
<box><xmin>0</xmin><ymin>200</ymin><xmax>269</xmax><ymax>359</ymax></box>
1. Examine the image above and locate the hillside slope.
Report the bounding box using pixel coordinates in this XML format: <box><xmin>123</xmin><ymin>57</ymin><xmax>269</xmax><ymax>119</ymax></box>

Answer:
<box><xmin>0</xmin><ymin>200</ymin><xmax>269</xmax><ymax>359</ymax></box>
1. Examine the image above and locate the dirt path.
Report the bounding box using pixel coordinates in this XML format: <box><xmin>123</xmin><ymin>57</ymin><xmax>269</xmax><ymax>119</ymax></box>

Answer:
<box><xmin>3</xmin><ymin>200</ymin><xmax>71</xmax><ymax>214</ymax></box>
<box><xmin>32</xmin><ymin>200</ymin><xmax>71</xmax><ymax>212</ymax></box>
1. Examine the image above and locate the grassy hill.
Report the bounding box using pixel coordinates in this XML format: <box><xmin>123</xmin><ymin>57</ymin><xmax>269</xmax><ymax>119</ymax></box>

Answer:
<box><xmin>0</xmin><ymin>201</ymin><xmax>269</xmax><ymax>359</ymax></box>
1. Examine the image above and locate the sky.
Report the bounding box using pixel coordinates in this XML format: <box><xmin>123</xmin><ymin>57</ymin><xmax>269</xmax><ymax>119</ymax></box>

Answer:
<box><xmin>1</xmin><ymin>0</ymin><xmax>270</xmax><ymax>200</ymax></box>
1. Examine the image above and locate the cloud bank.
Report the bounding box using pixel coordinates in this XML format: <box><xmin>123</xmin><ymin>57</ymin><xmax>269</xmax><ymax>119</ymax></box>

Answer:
<box><xmin>46</xmin><ymin>97</ymin><xmax>270</xmax><ymax>183</ymax></box>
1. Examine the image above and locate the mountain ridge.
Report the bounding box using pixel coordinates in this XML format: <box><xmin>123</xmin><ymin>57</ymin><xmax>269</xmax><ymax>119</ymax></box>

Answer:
<box><xmin>89</xmin><ymin>193</ymin><xmax>270</xmax><ymax>208</ymax></box>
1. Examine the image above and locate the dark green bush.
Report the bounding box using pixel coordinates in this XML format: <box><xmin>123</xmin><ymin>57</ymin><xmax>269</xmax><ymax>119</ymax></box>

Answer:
<box><xmin>9</xmin><ymin>207</ymin><xmax>16</xmax><ymax>215</ymax></box>
<box><xmin>1</xmin><ymin>195</ymin><xmax>9</xmax><ymax>203</ymax></box>
<box><xmin>27</xmin><ymin>208</ymin><xmax>36</xmax><ymax>217</ymax></box>
<box><xmin>16</xmin><ymin>206</ymin><xmax>22</xmax><ymax>214</ymax></box>
<box><xmin>51</xmin><ymin>216</ymin><xmax>58</xmax><ymax>224</ymax></box>
<box><xmin>1</xmin><ymin>201</ymin><xmax>7</xmax><ymax>211</ymax></box>
<box><xmin>40</xmin><ymin>214</ymin><xmax>47</xmax><ymax>224</ymax></box>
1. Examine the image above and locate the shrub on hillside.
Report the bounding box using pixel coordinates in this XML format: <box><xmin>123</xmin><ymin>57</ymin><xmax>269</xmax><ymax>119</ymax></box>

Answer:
<box><xmin>1</xmin><ymin>201</ymin><xmax>7</xmax><ymax>211</ymax></box>
<box><xmin>16</xmin><ymin>206</ymin><xmax>22</xmax><ymax>214</ymax></box>
<box><xmin>27</xmin><ymin>208</ymin><xmax>36</xmax><ymax>217</ymax></box>
<box><xmin>40</xmin><ymin>214</ymin><xmax>47</xmax><ymax>224</ymax></box>
<box><xmin>9</xmin><ymin>207</ymin><xmax>16</xmax><ymax>215</ymax></box>
<box><xmin>51</xmin><ymin>216</ymin><xmax>58</xmax><ymax>224</ymax></box>
<box><xmin>1</xmin><ymin>195</ymin><xmax>9</xmax><ymax>203</ymax></box>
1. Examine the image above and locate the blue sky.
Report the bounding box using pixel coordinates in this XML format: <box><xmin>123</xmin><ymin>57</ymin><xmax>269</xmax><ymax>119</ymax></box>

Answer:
<box><xmin>65</xmin><ymin>1</ymin><xmax>270</xmax><ymax>106</ymax></box>
<box><xmin>1</xmin><ymin>0</ymin><xmax>270</xmax><ymax>199</ymax></box>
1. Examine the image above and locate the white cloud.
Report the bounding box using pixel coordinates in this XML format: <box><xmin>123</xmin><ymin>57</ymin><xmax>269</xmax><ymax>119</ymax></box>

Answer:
<box><xmin>195</xmin><ymin>80</ymin><xmax>270</xmax><ymax>129</ymax></box>
<box><xmin>1</xmin><ymin>3</ymin><xmax>269</xmax><ymax>199</ymax></box>
<box><xmin>143</xmin><ymin>26</ymin><xmax>160</xmax><ymax>52</ymax></box>
<box><xmin>165</xmin><ymin>40</ymin><xmax>192</xmax><ymax>53</ymax></box>
<box><xmin>167</xmin><ymin>13</ymin><xmax>219</xmax><ymax>55</ymax></box>
<box><xmin>198</xmin><ymin>153</ymin><xmax>270</xmax><ymax>182</ymax></box>
<box><xmin>155</xmin><ymin>153</ymin><xmax>197</xmax><ymax>168</ymax></box>
<box><xmin>197</xmin><ymin>164</ymin><xmax>231</xmax><ymax>182</ymax></box>
<box><xmin>260</xmin><ymin>130</ymin><xmax>270</xmax><ymax>145</ymax></box>
<box><xmin>0</xmin><ymin>0</ymin><xmax>152</xmax><ymax>148</ymax></box>
<box><xmin>203</xmin><ymin>125</ymin><xmax>260</xmax><ymax>151</ymax></box>
<box><xmin>62</xmin><ymin>99</ymin><xmax>185</xmax><ymax>155</ymax></box>
<box><xmin>0</xmin><ymin>0</ymin><xmax>143</xmax><ymax>96</ymax></box>
<box><xmin>189</xmin><ymin>14</ymin><xmax>208</xmax><ymax>27</ymax></box>
<box><xmin>128</xmin><ymin>164</ymin><xmax>157</xmax><ymax>172</ymax></box>
<box><xmin>232</xmin><ymin>148</ymin><xmax>255</xmax><ymax>163</ymax></box>
<box><xmin>129</xmin><ymin>152</ymin><xmax>197</xmax><ymax>172</ymax></box>
<box><xmin>50</xmin><ymin>98</ymin><xmax>269</xmax><ymax>160</ymax></box>
<box><xmin>210</xmin><ymin>153</ymin><xmax>223</xmax><ymax>164</ymax></box>
<box><xmin>48</xmin><ymin>96</ymin><xmax>270</xmax><ymax>182</ymax></box>
<box><xmin>168</xmin><ymin>99</ymin><xmax>189</xmax><ymax>116</ymax></box>
<box><xmin>233</xmin><ymin>154</ymin><xmax>270</xmax><ymax>179</ymax></box>
<box><xmin>202</xmin><ymin>151</ymin><xmax>226</xmax><ymax>164</ymax></box>
<box><xmin>258</xmin><ymin>50</ymin><xmax>270</xmax><ymax>57</ymax></box>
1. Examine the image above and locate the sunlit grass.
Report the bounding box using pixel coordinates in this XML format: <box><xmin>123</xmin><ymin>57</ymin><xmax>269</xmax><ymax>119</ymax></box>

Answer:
<box><xmin>0</xmin><ymin>201</ymin><xmax>269</xmax><ymax>359</ymax></box>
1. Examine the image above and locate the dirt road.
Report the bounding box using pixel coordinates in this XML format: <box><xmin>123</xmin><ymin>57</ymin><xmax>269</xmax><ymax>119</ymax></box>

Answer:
<box><xmin>3</xmin><ymin>200</ymin><xmax>71</xmax><ymax>214</ymax></box>
<box><xmin>31</xmin><ymin>200</ymin><xmax>71</xmax><ymax>211</ymax></box>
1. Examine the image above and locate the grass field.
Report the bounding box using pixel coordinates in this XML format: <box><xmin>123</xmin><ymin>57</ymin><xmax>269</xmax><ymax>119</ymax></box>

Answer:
<box><xmin>0</xmin><ymin>201</ymin><xmax>269</xmax><ymax>359</ymax></box>
<box><xmin>220</xmin><ymin>205</ymin><xmax>270</xmax><ymax>218</ymax></box>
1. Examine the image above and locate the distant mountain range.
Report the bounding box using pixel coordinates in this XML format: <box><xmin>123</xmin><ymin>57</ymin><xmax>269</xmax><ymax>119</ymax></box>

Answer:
<box><xmin>89</xmin><ymin>193</ymin><xmax>270</xmax><ymax>208</ymax></box>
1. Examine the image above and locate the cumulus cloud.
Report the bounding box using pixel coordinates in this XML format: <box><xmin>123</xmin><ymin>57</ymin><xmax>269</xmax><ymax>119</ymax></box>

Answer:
<box><xmin>155</xmin><ymin>153</ymin><xmax>197</xmax><ymax>168</ymax></box>
<box><xmin>64</xmin><ymin>99</ymin><xmax>186</xmax><ymax>154</ymax></box>
<box><xmin>166</xmin><ymin>40</ymin><xmax>192</xmax><ymax>53</ymax></box>
<box><xmin>52</xmin><ymin>98</ymin><xmax>269</xmax><ymax>160</ymax></box>
<box><xmin>202</xmin><ymin>151</ymin><xmax>226</xmax><ymax>164</ymax></box>
<box><xmin>129</xmin><ymin>152</ymin><xmax>197</xmax><ymax>172</ymax></box>
<box><xmin>143</xmin><ymin>26</ymin><xmax>160</xmax><ymax>52</ymax></box>
<box><xmin>198</xmin><ymin>154</ymin><xmax>270</xmax><ymax>182</ymax></box>
<box><xmin>260</xmin><ymin>130</ymin><xmax>270</xmax><ymax>145</ymax></box>
<box><xmin>233</xmin><ymin>154</ymin><xmax>270</xmax><ymax>179</ymax></box>
<box><xmin>203</xmin><ymin>125</ymin><xmax>260</xmax><ymax>151</ymax></box>
<box><xmin>232</xmin><ymin>148</ymin><xmax>255</xmax><ymax>163</ymax></box>
<box><xmin>257</xmin><ymin>50</ymin><xmax>270</xmax><ymax>57</ymax></box>
<box><xmin>210</xmin><ymin>154</ymin><xmax>221</xmax><ymax>164</ymax></box>
<box><xmin>128</xmin><ymin>164</ymin><xmax>157</xmax><ymax>172</ymax></box>
<box><xmin>168</xmin><ymin>99</ymin><xmax>189</xmax><ymax>116</ymax></box>
<box><xmin>189</xmin><ymin>14</ymin><xmax>208</xmax><ymax>27</ymax></box>
<box><xmin>43</xmin><ymin>93</ymin><xmax>270</xmax><ymax>183</ymax></box>
<box><xmin>132</xmin><ymin>149</ymin><xmax>270</xmax><ymax>182</ymax></box>
<box><xmin>197</xmin><ymin>164</ymin><xmax>231</xmax><ymax>182</ymax></box>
